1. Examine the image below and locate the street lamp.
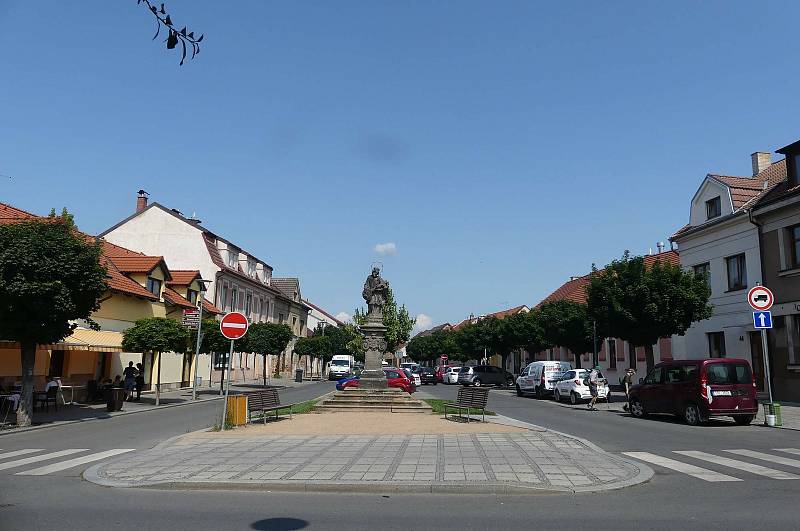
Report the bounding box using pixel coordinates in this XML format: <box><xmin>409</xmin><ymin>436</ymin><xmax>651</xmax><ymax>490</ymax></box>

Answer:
<box><xmin>191</xmin><ymin>279</ymin><xmax>212</xmax><ymax>401</ymax></box>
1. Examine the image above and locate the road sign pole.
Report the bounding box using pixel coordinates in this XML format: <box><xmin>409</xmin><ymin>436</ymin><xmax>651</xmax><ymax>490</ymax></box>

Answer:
<box><xmin>761</xmin><ymin>329</ymin><xmax>773</xmax><ymax>404</ymax></box>
<box><xmin>191</xmin><ymin>291</ymin><xmax>204</xmax><ymax>401</ymax></box>
<box><xmin>220</xmin><ymin>339</ymin><xmax>235</xmax><ymax>431</ymax></box>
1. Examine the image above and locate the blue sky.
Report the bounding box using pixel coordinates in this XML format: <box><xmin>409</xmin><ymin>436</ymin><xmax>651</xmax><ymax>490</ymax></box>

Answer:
<box><xmin>1</xmin><ymin>1</ymin><xmax>798</xmax><ymax>331</ymax></box>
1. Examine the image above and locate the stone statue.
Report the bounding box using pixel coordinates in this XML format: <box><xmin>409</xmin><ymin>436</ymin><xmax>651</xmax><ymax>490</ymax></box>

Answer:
<box><xmin>362</xmin><ymin>266</ymin><xmax>389</xmax><ymax>320</ymax></box>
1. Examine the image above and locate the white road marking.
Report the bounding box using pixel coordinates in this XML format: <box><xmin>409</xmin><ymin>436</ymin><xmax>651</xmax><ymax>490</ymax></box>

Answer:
<box><xmin>0</xmin><ymin>449</ymin><xmax>87</xmax><ymax>471</ymax></box>
<box><xmin>0</xmin><ymin>449</ymin><xmax>44</xmax><ymax>460</ymax></box>
<box><xmin>622</xmin><ymin>452</ymin><xmax>741</xmax><ymax>482</ymax></box>
<box><xmin>675</xmin><ymin>451</ymin><xmax>799</xmax><ymax>480</ymax></box>
<box><xmin>16</xmin><ymin>449</ymin><xmax>135</xmax><ymax>476</ymax></box>
<box><xmin>725</xmin><ymin>449</ymin><xmax>800</xmax><ymax>469</ymax></box>
<box><xmin>776</xmin><ymin>448</ymin><xmax>800</xmax><ymax>456</ymax></box>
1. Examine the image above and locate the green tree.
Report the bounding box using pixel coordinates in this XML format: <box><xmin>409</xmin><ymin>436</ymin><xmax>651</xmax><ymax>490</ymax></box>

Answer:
<box><xmin>188</xmin><ymin>318</ymin><xmax>229</xmax><ymax>393</ymax></box>
<box><xmin>240</xmin><ymin>322</ymin><xmax>294</xmax><ymax>386</ymax></box>
<box><xmin>454</xmin><ymin>321</ymin><xmax>487</xmax><ymax>363</ymax></box>
<box><xmin>406</xmin><ymin>334</ymin><xmax>434</xmax><ymax>363</ymax></box>
<box><xmin>538</xmin><ymin>300</ymin><xmax>594</xmax><ymax>369</ymax></box>
<box><xmin>517</xmin><ymin>309</ymin><xmax>551</xmax><ymax>356</ymax></box>
<box><xmin>122</xmin><ymin>317</ymin><xmax>189</xmax><ymax>405</ymax></box>
<box><xmin>354</xmin><ymin>286</ymin><xmax>414</xmax><ymax>355</ymax></box>
<box><xmin>294</xmin><ymin>335</ymin><xmax>332</xmax><ymax>377</ymax></box>
<box><xmin>587</xmin><ymin>251</ymin><xmax>712</xmax><ymax>372</ymax></box>
<box><xmin>0</xmin><ymin>214</ymin><xmax>107</xmax><ymax>426</ymax></box>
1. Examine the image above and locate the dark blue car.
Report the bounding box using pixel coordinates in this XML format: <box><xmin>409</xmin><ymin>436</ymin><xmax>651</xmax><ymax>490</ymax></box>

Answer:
<box><xmin>336</xmin><ymin>376</ymin><xmax>359</xmax><ymax>391</ymax></box>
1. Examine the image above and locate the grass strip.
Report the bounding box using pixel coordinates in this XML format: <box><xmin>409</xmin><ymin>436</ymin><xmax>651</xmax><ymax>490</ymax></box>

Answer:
<box><xmin>423</xmin><ymin>398</ymin><xmax>496</xmax><ymax>416</ymax></box>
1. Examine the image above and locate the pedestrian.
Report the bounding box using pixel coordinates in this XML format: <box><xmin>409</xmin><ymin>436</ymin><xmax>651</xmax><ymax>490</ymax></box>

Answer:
<box><xmin>123</xmin><ymin>361</ymin><xmax>137</xmax><ymax>401</ymax></box>
<box><xmin>622</xmin><ymin>368</ymin><xmax>636</xmax><ymax>411</ymax></box>
<box><xmin>587</xmin><ymin>365</ymin><xmax>601</xmax><ymax>411</ymax></box>
<box><xmin>135</xmin><ymin>363</ymin><xmax>145</xmax><ymax>401</ymax></box>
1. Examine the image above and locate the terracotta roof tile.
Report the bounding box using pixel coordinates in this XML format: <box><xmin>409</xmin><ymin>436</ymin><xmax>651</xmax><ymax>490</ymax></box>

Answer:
<box><xmin>0</xmin><ymin>203</ymin><xmax>38</xmax><ymax>223</ymax></box>
<box><xmin>271</xmin><ymin>278</ymin><xmax>300</xmax><ymax>299</ymax></box>
<box><xmin>108</xmin><ymin>255</ymin><xmax>170</xmax><ymax>279</ymax></box>
<box><xmin>102</xmin><ymin>256</ymin><xmax>159</xmax><ymax>301</ymax></box>
<box><xmin>166</xmin><ymin>270</ymin><xmax>201</xmax><ymax>286</ymax></box>
<box><xmin>202</xmin><ymin>299</ymin><xmax>223</xmax><ymax>315</ymax></box>
<box><xmin>163</xmin><ymin>287</ymin><xmax>196</xmax><ymax>310</ymax></box>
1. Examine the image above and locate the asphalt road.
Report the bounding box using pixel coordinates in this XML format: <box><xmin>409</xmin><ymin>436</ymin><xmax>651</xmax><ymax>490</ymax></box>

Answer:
<box><xmin>1</xmin><ymin>380</ymin><xmax>800</xmax><ymax>530</ymax></box>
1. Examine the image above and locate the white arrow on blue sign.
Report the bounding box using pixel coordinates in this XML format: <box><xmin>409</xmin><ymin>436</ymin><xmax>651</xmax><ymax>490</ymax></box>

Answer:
<box><xmin>753</xmin><ymin>311</ymin><xmax>773</xmax><ymax>329</ymax></box>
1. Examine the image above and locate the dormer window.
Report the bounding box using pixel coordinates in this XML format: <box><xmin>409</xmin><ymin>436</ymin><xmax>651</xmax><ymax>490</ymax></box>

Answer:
<box><xmin>227</xmin><ymin>248</ymin><xmax>238</xmax><ymax>268</ymax></box>
<box><xmin>186</xmin><ymin>289</ymin><xmax>198</xmax><ymax>304</ymax></box>
<box><xmin>706</xmin><ymin>196</ymin><xmax>721</xmax><ymax>220</ymax></box>
<box><xmin>146</xmin><ymin>277</ymin><xmax>162</xmax><ymax>296</ymax></box>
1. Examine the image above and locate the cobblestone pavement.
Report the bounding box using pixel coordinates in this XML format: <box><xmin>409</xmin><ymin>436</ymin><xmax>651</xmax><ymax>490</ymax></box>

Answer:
<box><xmin>87</xmin><ymin>425</ymin><xmax>650</xmax><ymax>493</ymax></box>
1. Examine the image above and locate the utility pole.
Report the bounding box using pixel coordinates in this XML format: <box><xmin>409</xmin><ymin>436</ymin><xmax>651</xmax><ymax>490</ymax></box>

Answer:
<box><xmin>191</xmin><ymin>289</ymin><xmax>205</xmax><ymax>401</ymax></box>
<box><xmin>220</xmin><ymin>339</ymin><xmax>234</xmax><ymax>431</ymax></box>
<box><xmin>592</xmin><ymin>320</ymin><xmax>598</xmax><ymax>368</ymax></box>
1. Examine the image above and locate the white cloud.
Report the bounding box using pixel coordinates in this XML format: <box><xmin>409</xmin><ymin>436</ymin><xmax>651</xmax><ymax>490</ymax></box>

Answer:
<box><xmin>413</xmin><ymin>313</ymin><xmax>433</xmax><ymax>334</ymax></box>
<box><xmin>373</xmin><ymin>242</ymin><xmax>397</xmax><ymax>255</ymax></box>
<box><xmin>335</xmin><ymin>312</ymin><xmax>352</xmax><ymax>323</ymax></box>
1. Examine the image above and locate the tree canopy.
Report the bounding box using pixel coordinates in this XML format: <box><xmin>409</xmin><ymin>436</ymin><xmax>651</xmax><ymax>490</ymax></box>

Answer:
<box><xmin>122</xmin><ymin>317</ymin><xmax>189</xmax><ymax>354</ymax></box>
<box><xmin>189</xmin><ymin>318</ymin><xmax>229</xmax><ymax>355</ymax></box>
<box><xmin>240</xmin><ymin>322</ymin><xmax>294</xmax><ymax>386</ymax></box>
<box><xmin>538</xmin><ymin>300</ymin><xmax>594</xmax><ymax>369</ymax></box>
<box><xmin>0</xmin><ymin>214</ymin><xmax>108</xmax><ymax>426</ymax></box>
<box><xmin>587</xmin><ymin>251</ymin><xmax>712</xmax><ymax>371</ymax></box>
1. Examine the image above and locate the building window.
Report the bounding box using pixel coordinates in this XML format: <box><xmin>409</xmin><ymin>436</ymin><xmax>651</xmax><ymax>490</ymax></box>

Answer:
<box><xmin>708</xmin><ymin>332</ymin><xmax>726</xmax><ymax>358</ymax></box>
<box><xmin>230</xmin><ymin>287</ymin><xmax>238</xmax><ymax>311</ymax></box>
<box><xmin>255</xmin><ymin>298</ymin><xmax>261</xmax><ymax>320</ymax></box>
<box><xmin>213</xmin><ymin>352</ymin><xmax>229</xmax><ymax>370</ymax></box>
<box><xmin>146</xmin><ymin>277</ymin><xmax>162</xmax><ymax>296</ymax></box>
<box><xmin>693</xmin><ymin>262</ymin><xmax>710</xmax><ymax>279</ymax></box>
<box><xmin>789</xmin><ymin>225</ymin><xmax>800</xmax><ymax>268</ymax></box>
<box><xmin>186</xmin><ymin>289</ymin><xmax>198</xmax><ymax>305</ymax></box>
<box><xmin>608</xmin><ymin>340</ymin><xmax>616</xmax><ymax>369</ymax></box>
<box><xmin>219</xmin><ymin>284</ymin><xmax>228</xmax><ymax>311</ymax></box>
<box><xmin>245</xmin><ymin>292</ymin><xmax>253</xmax><ymax>317</ymax></box>
<box><xmin>790</xmin><ymin>315</ymin><xmax>800</xmax><ymax>366</ymax></box>
<box><xmin>49</xmin><ymin>350</ymin><xmax>65</xmax><ymax>377</ymax></box>
<box><xmin>725</xmin><ymin>254</ymin><xmax>747</xmax><ymax>291</ymax></box>
<box><xmin>279</xmin><ymin>313</ymin><xmax>285</xmax><ymax>324</ymax></box>
<box><xmin>706</xmin><ymin>196</ymin><xmax>722</xmax><ymax>220</ymax></box>
<box><xmin>300</xmin><ymin>320</ymin><xmax>305</xmax><ymax>335</ymax></box>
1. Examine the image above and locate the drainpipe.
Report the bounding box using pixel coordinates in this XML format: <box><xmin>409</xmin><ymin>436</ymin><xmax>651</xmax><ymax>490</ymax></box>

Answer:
<box><xmin>747</xmin><ymin>208</ymin><xmax>773</xmax><ymax>401</ymax></box>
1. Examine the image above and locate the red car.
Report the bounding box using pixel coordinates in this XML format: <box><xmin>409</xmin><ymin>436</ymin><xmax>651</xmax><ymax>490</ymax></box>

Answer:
<box><xmin>339</xmin><ymin>368</ymin><xmax>416</xmax><ymax>394</ymax></box>
<box><xmin>435</xmin><ymin>365</ymin><xmax>452</xmax><ymax>382</ymax></box>
<box><xmin>628</xmin><ymin>358</ymin><xmax>758</xmax><ymax>426</ymax></box>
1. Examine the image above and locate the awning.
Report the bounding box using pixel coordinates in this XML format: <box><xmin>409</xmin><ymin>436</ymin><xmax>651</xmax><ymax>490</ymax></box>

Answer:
<box><xmin>53</xmin><ymin>329</ymin><xmax>124</xmax><ymax>352</ymax></box>
<box><xmin>0</xmin><ymin>328</ymin><xmax>124</xmax><ymax>352</ymax></box>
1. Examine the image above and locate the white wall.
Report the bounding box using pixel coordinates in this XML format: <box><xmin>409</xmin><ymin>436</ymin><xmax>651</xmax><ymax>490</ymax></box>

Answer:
<box><xmin>672</xmin><ymin>214</ymin><xmax>761</xmax><ymax>362</ymax></box>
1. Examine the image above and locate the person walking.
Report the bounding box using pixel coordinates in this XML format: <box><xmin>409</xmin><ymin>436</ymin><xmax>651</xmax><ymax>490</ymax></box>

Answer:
<box><xmin>134</xmin><ymin>363</ymin><xmax>145</xmax><ymax>402</ymax></box>
<box><xmin>587</xmin><ymin>365</ymin><xmax>601</xmax><ymax>411</ymax></box>
<box><xmin>622</xmin><ymin>368</ymin><xmax>636</xmax><ymax>411</ymax></box>
<box><xmin>123</xmin><ymin>361</ymin><xmax>137</xmax><ymax>401</ymax></box>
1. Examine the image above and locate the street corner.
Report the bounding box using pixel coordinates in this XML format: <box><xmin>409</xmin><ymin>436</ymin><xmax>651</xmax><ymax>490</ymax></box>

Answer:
<box><xmin>82</xmin><ymin>411</ymin><xmax>653</xmax><ymax>494</ymax></box>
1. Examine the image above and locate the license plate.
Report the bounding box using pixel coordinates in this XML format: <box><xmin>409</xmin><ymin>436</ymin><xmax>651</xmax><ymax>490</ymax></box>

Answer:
<box><xmin>713</xmin><ymin>390</ymin><xmax>732</xmax><ymax>396</ymax></box>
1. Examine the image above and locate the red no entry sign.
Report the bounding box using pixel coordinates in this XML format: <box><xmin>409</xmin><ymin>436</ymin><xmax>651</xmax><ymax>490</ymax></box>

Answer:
<box><xmin>220</xmin><ymin>312</ymin><xmax>249</xmax><ymax>340</ymax></box>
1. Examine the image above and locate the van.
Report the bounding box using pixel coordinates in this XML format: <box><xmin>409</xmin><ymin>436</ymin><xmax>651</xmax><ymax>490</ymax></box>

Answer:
<box><xmin>515</xmin><ymin>361</ymin><xmax>573</xmax><ymax>398</ymax></box>
<box><xmin>628</xmin><ymin>358</ymin><xmax>758</xmax><ymax>426</ymax></box>
<box><xmin>327</xmin><ymin>355</ymin><xmax>355</xmax><ymax>380</ymax></box>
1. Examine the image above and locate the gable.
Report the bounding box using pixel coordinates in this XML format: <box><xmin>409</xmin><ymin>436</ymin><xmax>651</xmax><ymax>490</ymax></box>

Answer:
<box><xmin>689</xmin><ymin>177</ymin><xmax>733</xmax><ymax>227</ymax></box>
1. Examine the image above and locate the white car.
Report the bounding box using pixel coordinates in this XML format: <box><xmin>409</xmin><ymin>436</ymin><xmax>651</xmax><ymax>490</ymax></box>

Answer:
<box><xmin>553</xmin><ymin>369</ymin><xmax>609</xmax><ymax>405</ymax></box>
<box><xmin>444</xmin><ymin>366</ymin><xmax>461</xmax><ymax>384</ymax></box>
<box><xmin>515</xmin><ymin>361</ymin><xmax>572</xmax><ymax>398</ymax></box>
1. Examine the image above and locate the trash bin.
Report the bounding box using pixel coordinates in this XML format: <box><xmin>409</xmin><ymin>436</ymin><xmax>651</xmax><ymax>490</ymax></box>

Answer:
<box><xmin>226</xmin><ymin>395</ymin><xmax>247</xmax><ymax>426</ymax></box>
<box><xmin>104</xmin><ymin>388</ymin><xmax>125</xmax><ymax>412</ymax></box>
<box><xmin>771</xmin><ymin>402</ymin><xmax>783</xmax><ymax>427</ymax></box>
<box><xmin>295</xmin><ymin>368</ymin><xmax>303</xmax><ymax>383</ymax></box>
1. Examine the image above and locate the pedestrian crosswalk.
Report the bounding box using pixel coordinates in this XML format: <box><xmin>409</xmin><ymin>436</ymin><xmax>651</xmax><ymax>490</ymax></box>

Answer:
<box><xmin>624</xmin><ymin>448</ymin><xmax>800</xmax><ymax>482</ymax></box>
<box><xmin>0</xmin><ymin>448</ymin><xmax>134</xmax><ymax>476</ymax></box>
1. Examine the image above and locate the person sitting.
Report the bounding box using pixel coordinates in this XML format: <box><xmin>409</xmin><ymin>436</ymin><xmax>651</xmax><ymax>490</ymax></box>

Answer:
<box><xmin>112</xmin><ymin>375</ymin><xmax>123</xmax><ymax>388</ymax></box>
<box><xmin>45</xmin><ymin>376</ymin><xmax>60</xmax><ymax>392</ymax></box>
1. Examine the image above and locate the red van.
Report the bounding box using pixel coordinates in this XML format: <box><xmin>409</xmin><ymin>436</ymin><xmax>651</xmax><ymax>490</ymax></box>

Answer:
<box><xmin>628</xmin><ymin>358</ymin><xmax>758</xmax><ymax>426</ymax></box>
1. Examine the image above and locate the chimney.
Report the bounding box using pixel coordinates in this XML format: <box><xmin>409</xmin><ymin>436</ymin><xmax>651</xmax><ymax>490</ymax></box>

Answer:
<box><xmin>657</xmin><ymin>241</ymin><xmax>665</xmax><ymax>253</ymax></box>
<box><xmin>136</xmin><ymin>189</ymin><xmax>149</xmax><ymax>213</ymax></box>
<box><xmin>751</xmin><ymin>152</ymin><xmax>771</xmax><ymax>176</ymax></box>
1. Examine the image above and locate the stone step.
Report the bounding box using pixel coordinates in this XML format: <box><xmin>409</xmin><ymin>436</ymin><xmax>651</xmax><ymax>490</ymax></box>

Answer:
<box><xmin>315</xmin><ymin>404</ymin><xmax>431</xmax><ymax>413</ymax></box>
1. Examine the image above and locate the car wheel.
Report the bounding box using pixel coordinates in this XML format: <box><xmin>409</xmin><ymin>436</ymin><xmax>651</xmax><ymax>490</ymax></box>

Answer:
<box><xmin>515</xmin><ymin>384</ymin><xmax>522</xmax><ymax>397</ymax></box>
<box><xmin>684</xmin><ymin>404</ymin><xmax>702</xmax><ymax>426</ymax></box>
<box><xmin>535</xmin><ymin>386</ymin><xmax>544</xmax><ymax>399</ymax></box>
<box><xmin>554</xmin><ymin>389</ymin><xmax>561</xmax><ymax>402</ymax></box>
<box><xmin>569</xmin><ymin>392</ymin><xmax>579</xmax><ymax>405</ymax></box>
<box><xmin>629</xmin><ymin>399</ymin><xmax>645</xmax><ymax>418</ymax></box>
<box><xmin>433</xmin><ymin>381</ymin><xmax>437</xmax><ymax>386</ymax></box>
<box><xmin>734</xmin><ymin>415</ymin><xmax>754</xmax><ymax>425</ymax></box>
<box><xmin>506</xmin><ymin>377</ymin><xmax>515</xmax><ymax>388</ymax></box>
<box><xmin>473</xmin><ymin>379</ymin><xmax>482</xmax><ymax>387</ymax></box>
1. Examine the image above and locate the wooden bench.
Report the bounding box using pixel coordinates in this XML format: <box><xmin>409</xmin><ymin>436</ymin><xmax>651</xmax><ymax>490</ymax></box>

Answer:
<box><xmin>444</xmin><ymin>387</ymin><xmax>490</xmax><ymax>422</ymax></box>
<box><xmin>246</xmin><ymin>389</ymin><xmax>297</xmax><ymax>423</ymax></box>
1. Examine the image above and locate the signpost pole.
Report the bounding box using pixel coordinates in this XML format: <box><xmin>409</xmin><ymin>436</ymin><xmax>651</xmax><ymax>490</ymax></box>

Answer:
<box><xmin>220</xmin><ymin>339</ymin><xmax>234</xmax><ymax>431</ymax></box>
<box><xmin>191</xmin><ymin>292</ymin><xmax>204</xmax><ymax>401</ymax></box>
<box><xmin>761</xmin><ymin>329</ymin><xmax>773</xmax><ymax>404</ymax></box>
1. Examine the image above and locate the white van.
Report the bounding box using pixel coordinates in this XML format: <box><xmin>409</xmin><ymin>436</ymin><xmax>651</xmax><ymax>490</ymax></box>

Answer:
<box><xmin>328</xmin><ymin>355</ymin><xmax>355</xmax><ymax>380</ymax></box>
<box><xmin>515</xmin><ymin>361</ymin><xmax>572</xmax><ymax>398</ymax></box>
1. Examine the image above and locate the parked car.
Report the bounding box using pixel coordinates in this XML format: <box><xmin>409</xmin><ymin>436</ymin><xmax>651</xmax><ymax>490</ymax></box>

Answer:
<box><xmin>443</xmin><ymin>366</ymin><xmax>461</xmax><ymax>384</ymax></box>
<box><xmin>627</xmin><ymin>358</ymin><xmax>758</xmax><ymax>426</ymax></box>
<box><xmin>553</xmin><ymin>368</ymin><xmax>609</xmax><ymax>404</ymax></box>
<box><xmin>402</xmin><ymin>368</ymin><xmax>422</xmax><ymax>387</ymax></box>
<box><xmin>339</xmin><ymin>368</ymin><xmax>416</xmax><ymax>394</ymax></box>
<box><xmin>418</xmin><ymin>366</ymin><xmax>438</xmax><ymax>385</ymax></box>
<box><xmin>458</xmin><ymin>365</ymin><xmax>515</xmax><ymax>387</ymax></box>
<box><xmin>516</xmin><ymin>361</ymin><xmax>572</xmax><ymax>398</ymax></box>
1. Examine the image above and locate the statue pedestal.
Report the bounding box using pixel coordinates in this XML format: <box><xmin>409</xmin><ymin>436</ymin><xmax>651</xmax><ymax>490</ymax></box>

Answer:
<box><xmin>359</xmin><ymin>319</ymin><xmax>388</xmax><ymax>390</ymax></box>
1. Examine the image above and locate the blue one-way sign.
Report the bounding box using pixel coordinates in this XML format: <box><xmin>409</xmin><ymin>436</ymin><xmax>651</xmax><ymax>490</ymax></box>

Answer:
<box><xmin>753</xmin><ymin>311</ymin><xmax>773</xmax><ymax>329</ymax></box>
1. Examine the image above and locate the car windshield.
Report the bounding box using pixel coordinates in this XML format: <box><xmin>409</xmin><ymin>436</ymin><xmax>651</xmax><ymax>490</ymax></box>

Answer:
<box><xmin>706</xmin><ymin>363</ymin><xmax>752</xmax><ymax>385</ymax></box>
<box><xmin>331</xmin><ymin>360</ymin><xmax>349</xmax><ymax>366</ymax></box>
<box><xmin>459</xmin><ymin>367</ymin><xmax>471</xmax><ymax>373</ymax></box>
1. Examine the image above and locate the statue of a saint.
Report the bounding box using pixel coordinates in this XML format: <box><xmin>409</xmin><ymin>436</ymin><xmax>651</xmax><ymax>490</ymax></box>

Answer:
<box><xmin>362</xmin><ymin>267</ymin><xmax>389</xmax><ymax>319</ymax></box>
